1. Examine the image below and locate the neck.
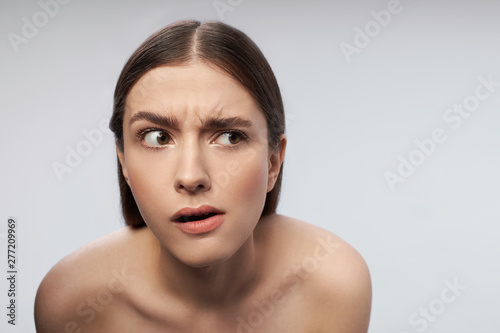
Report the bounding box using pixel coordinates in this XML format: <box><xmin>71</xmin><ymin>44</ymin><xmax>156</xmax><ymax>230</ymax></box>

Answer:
<box><xmin>157</xmin><ymin>233</ymin><xmax>261</xmax><ymax>307</ymax></box>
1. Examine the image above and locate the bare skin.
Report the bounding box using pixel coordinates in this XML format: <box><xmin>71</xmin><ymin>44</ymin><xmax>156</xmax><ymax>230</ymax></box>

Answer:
<box><xmin>35</xmin><ymin>215</ymin><xmax>371</xmax><ymax>332</ymax></box>
<box><xmin>35</xmin><ymin>62</ymin><xmax>371</xmax><ymax>332</ymax></box>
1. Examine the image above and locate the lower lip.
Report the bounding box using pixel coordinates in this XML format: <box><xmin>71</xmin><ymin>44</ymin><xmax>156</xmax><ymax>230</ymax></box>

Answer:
<box><xmin>173</xmin><ymin>214</ymin><xmax>225</xmax><ymax>235</ymax></box>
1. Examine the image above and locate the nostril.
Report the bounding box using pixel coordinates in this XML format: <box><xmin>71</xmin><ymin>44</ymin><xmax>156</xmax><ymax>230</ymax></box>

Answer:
<box><xmin>178</xmin><ymin>180</ymin><xmax>210</xmax><ymax>193</ymax></box>
<box><xmin>181</xmin><ymin>183</ymin><xmax>205</xmax><ymax>192</ymax></box>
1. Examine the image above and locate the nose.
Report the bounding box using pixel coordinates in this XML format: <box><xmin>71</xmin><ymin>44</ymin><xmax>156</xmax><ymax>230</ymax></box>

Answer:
<box><xmin>173</xmin><ymin>142</ymin><xmax>211</xmax><ymax>194</ymax></box>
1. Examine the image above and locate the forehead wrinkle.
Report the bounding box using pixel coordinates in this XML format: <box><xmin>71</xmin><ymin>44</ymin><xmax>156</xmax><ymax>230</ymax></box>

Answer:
<box><xmin>194</xmin><ymin>105</ymin><xmax>223</xmax><ymax>124</ymax></box>
<box><xmin>125</xmin><ymin>63</ymin><xmax>263</xmax><ymax>131</ymax></box>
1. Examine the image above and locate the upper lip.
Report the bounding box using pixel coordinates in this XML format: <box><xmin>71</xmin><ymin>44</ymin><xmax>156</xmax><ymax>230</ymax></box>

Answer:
<box><xmin>171</xmin><ymin>205</ymin><xmax>225</xmax><ymax>222</ymax></box>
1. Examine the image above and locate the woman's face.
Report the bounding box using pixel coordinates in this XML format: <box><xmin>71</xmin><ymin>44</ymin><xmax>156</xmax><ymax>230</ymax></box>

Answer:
<box><xmin>118</xmin><ymin>62</ymin><xmax>285</xmax><ymax>267</ymax></box>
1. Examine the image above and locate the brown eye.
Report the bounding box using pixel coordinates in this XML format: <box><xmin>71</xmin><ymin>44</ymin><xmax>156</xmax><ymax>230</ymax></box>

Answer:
<box><xmin>228</xmin><ymin>132</ymin><xmax>241</xmax><ymax>144</ymax></box>
<box><xmin>215</xmin><ymin>132</ymin><xmax>245</xmax><ymax>145</ymax></box>
<box><xmin>144</xmin><ymin>131</ymin><xmax>171</xmax><ymax>146</ymax></box>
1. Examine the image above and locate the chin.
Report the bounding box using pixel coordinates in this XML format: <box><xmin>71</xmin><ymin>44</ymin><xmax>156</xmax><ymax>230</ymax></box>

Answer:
<box><xmin>165</xmin><ymin>237</ymin><xmax>243</xmax><ymax>269</ymax></box>
<box><xmin>175</xmin><ymin>248</ymin><xmax>236</xmax><ymax>269</ymax></box>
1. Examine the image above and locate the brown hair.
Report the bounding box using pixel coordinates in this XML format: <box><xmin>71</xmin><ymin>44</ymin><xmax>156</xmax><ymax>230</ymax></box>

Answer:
<box><xmin>109</xmin><ymin>20</ymin><xmax>285</xmax><ymax>227</ymax></box>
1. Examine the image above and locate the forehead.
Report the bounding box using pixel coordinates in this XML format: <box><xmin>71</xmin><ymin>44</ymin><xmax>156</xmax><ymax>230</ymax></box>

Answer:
<box><xmin>125</xmin><ymin>62</ymin><xmax>263</xmax><ymax>124</ymax></box>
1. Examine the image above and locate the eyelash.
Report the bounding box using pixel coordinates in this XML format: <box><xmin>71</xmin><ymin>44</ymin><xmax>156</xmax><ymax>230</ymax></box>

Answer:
<box><xmin>134</xmin><ymin>127</ymin><xmax>249</xmax><ymax>150</ymax></box>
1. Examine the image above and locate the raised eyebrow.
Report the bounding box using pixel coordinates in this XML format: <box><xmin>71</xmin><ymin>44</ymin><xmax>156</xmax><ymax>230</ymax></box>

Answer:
<box><xmin>129</xmin><ymin>111</ymin><xmax>179</xmax><ymax>129</ymax></box>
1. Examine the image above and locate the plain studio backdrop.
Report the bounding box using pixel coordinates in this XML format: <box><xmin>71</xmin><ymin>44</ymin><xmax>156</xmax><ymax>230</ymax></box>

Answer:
<box><xmin>1</xmin><ymin>0</ymin><xmax>499</xmax><ymax>332</ymax></box>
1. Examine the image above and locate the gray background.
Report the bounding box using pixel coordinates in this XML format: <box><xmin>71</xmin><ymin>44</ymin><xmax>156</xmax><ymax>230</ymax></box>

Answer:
<box><xmin>1</xmin><ymin>0</ymin><xmax>499</xmax><ymax>332</ymax></box>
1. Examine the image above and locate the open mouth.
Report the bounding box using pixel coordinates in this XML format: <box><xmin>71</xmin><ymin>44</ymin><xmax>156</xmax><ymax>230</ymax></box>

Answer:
<box><xmin>174</xmin><ymin>212</ymin><xmax>219</xmax><ymax>223</ymax></box>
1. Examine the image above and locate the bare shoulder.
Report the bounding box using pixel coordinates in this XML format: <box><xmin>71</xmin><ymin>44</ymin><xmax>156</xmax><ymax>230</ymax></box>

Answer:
<box><xmin>258</xmin><ymin>214</ymin><xmax>372</xmax><ymax>332</ymax></box>
<box><xmin>34</xmin><ymin>227</ymin><xmax>145</xmax><ymax>333</ymax></box>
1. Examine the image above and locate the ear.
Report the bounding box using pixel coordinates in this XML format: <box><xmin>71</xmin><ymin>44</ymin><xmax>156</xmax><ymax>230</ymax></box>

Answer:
<box><xmin>116</xmin><ymin>140</ymin><xmax>130</xmax><ymax>186</ymax></box>
<box><xmin>267</xmin><ymin>134</ymin><xmax>287</xmax><ymax>192</ymax></box>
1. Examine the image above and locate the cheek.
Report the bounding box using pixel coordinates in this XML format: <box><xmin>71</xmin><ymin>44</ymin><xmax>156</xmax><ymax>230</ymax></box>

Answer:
<box><xmin>122</xmin><ymin>143</ymin><xmax>270</xmax><ymax>222</ymax></box>
<box><xmin>124</xmin><ymin>152</ymin><xmax>172</xmax><ymax>219</ymax></box>
<box><xmin>220</xmin><ymin>151</ymin><xmax>269</xmax><ymax>206</ymax></box>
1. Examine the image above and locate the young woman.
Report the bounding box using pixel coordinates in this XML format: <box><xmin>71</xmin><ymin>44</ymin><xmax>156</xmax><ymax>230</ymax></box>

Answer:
<box><xmin>35</xmin><ymin>20</ymin><xmax>371</xmax><ymax>332</ymax></box>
